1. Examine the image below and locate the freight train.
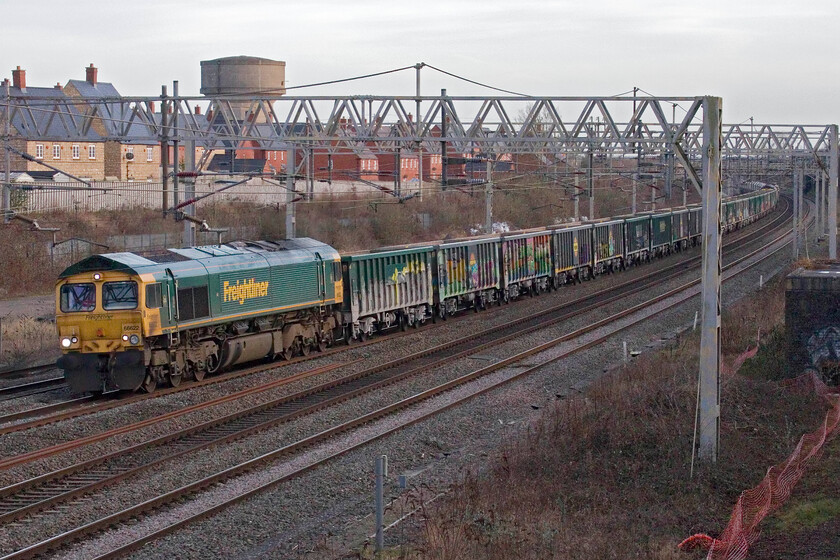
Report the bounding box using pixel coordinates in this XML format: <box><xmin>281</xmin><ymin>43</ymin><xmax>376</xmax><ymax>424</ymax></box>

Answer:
<box><xmin>56</xmin><ymin>186</ymin><xmax>778</xmax><ymax>393</ymax></box>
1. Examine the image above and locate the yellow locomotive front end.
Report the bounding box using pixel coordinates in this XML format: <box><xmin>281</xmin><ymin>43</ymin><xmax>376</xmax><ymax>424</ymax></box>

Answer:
<box><xmin>56</xmin><ymin>269</ymin><xmax>146</xmax><ymax>393</ymax></box>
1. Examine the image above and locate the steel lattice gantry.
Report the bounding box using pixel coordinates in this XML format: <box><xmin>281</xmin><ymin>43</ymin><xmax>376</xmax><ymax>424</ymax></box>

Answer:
<box><xmin>3</xmin><ymin>91</ymin><xmax>840</xmax><ymax>465</ymax></box>
<box><xmin>2</xmin><ymin>92</ymin><xmax>836</xmax><ymax>155</ymax></box>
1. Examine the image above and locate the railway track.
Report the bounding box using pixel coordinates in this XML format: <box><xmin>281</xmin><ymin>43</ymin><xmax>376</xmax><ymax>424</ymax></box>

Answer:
<box><xmin>0</xmin><ymin>377</ymin><xmax>65</xmax><ymax>402</ymax></box>
<box><xmin>0</xmin><ymin>197</ymin><xmax>792</xmax><ymax>464</ymax></box>
<box><xmin>0</xmin><ymin>363</ymin><xmax>56</xmax><ymax>382</ymax></box>
<box><xmin>0</xmin><ymin>197</ymin><xmax>791</xmax><ymax>434</ymax></box>
<box><xmin>0</xmin><ymin>201</ymin><xmax>799</xmax><ymax>559</ymax></box>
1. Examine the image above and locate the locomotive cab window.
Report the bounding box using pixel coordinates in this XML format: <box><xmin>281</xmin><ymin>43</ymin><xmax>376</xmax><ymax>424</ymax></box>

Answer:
<box><xmin>60</xmin><ymin>283</ymin><xmax>96</xmax><ymax>312</ymax></box>
<box><xmin>332</xmin><ymin>262</ymin><xmax>341</xmax><ymax>280</ymax></box>
<box><xmin>145</xmin><ymin>283</ymin><xmax>162</xmax><ymax>309</ymax></box>
<box><xmin>103</xmin><ymin>281</ymin><xmax>138</xmax><ymax>310</ymax></box>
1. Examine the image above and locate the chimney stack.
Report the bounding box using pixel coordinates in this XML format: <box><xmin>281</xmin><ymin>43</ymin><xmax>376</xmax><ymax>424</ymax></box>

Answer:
<box><xmin>194</xmin><ymin>106</ymin><xmax>202</xmax><ymax>115</ymax></box>
<box><xmin>54</xmin><ymin>82</ymin><xmax>63</xmax><ymax>91</ymax></box>
<box><xmin>12</xmin><ymin>66</ymin><xmax>25</xmax><ymax>90</ymax></box>
<box><xmin>86</xmin><ymin>63</ymin><xmax>97</xmax><ymax>85</ymax></box>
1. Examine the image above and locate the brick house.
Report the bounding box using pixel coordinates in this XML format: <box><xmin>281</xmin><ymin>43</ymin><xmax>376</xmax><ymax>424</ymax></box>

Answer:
<box><xmin>0</xmin><ymin>67</ymin><xmax>106</xmax><ymax>180</ymax></box>
<box><xmin>374</xmin><ymin>151</ymin><xmax>419</xmax><ymax>183</ymax></box>
<box><xmin>63</xmin><ymin>64</ymin><xmax>163</xmax><ymax>181</ymax></box>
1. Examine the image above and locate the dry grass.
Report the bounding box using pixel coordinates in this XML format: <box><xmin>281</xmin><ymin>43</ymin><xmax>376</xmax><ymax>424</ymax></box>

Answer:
<box><xmin>393</xmin><ymin>272</ymin><xmax>829</xmax><ymax>559</ymax></box>
<box><xmin>0</xmin><ymin>315</ymin><xmax>57</xmax><ymax>370</ymax></box>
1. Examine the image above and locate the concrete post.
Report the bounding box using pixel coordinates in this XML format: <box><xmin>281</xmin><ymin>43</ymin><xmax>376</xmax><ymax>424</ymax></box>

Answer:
<box><xmin>374</xmin><ymin>455</ymin><xmax>387</xmax><ymax>553</ymax></box>
<box><xmin>416</xmin><ymin>63</ymin><xmax>423</xmax><ymax>201</ymax></box>
<box><xmin>588</xmin><ymin>151</ymin><xmax>594</xmax><ymax>219</ymax></box>
<box><xmin>825</xmin><ymin>169</ymin><xmax>830</xmax><ymax>239</ymax></box>
<box><xmin>698</xmin><ymin>96</ymin><xmax>722</xmax><ymax>464</ymax></box>
<box><xmin>793</xmin><ymin>165</ymin><xmax>800</xmax><ymax>260</ymax></box>
<box><xmin>183</xmin><ymin>139</ymin><xmax>196</xmax><ymax>248</ymax></box>
<box><xmin>172</xmin><ymin>81</ymin><xmax>179</xmax><ymax>207</ymax></box>
<box><xmin>485</xmin><ymin>159</ymin><xmax>493</xmax><ymax>233</ymax></box>
<box><xmin>286</xmin><ymin>144</ymin><xmax>296</xmax><ymax>239</ymax></box>
<box><xmin>160</xmin><ymin>85</ymin><xmax>169</xmax><ymax>214</ymax></box>
<box><xmin>831</xmin><ymin>125</ymin><xmax>838</xmax><ymax>259</ymax></box>
<box><xmin>816</xmin><ymin>167</ymin><xmax>822</xmax><ymax>241</ymax></box>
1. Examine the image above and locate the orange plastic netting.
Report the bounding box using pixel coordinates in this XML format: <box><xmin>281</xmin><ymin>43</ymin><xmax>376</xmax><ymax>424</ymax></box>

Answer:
<box><xmin>679</xmin><ymin>371</ymin><xmax>840</xmax><ymax>559</ymax></box>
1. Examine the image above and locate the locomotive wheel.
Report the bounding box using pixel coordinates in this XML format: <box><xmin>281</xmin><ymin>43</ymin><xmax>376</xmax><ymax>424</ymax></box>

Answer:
<box><xmin>302</xmin><ymin>344</ymin><xmax>311</xmax><ymax>357</ymax></box>
<box><xmin>360</xmin><ymin>331</ymin><xmax>369</xmax><ymax>342</ymax></box>
<box><xmin>169</xmin><ymin>371</ymin><xmax>182</xmax><ymax>388</ymax></box>
<box><xmin>193</xmin><ymin>368</ymin><xmax>206</xmax><ymax>382</ymax></box>
<box><xmin>206</xmin><ymin>352</ymin><xmax>221</xmax><ymax>375</ymax></box>
<box><xmin>318</xmin><ymin>338</ymin><xmax>327</xmax><ymax>352</ymax></box>
<box><xmin>281</xmin><ymin>349</ymin><xmax>294</xmax><ymax>361</ymax></box>
<box><xmin>141</xmin><ymin>374</ymin><xmax>157</xmax><ymax>394</ymax></box>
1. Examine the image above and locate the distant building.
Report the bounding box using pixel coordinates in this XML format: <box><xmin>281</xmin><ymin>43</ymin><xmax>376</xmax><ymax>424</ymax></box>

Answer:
<box><xmin>63</xmin><ymin>64</ymin><xmax>164</xmax><ymax>181</ymax></box>
<box><xmin>0</xmin><ymin>66</ymin><xmax>106</xmax><ymax>180</ymax></box>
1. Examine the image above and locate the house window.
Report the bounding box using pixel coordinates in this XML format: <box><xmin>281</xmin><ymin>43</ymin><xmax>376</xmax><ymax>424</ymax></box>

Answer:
<box><xmin>52</xmin><ymin>145</ymin><xmax>61</xmax><ymax>159</ymax></box>
<box><xmin>88</xmin><ymin>145</ymin><xmax>96</xmax><ymax>159</ymax></box>
<box><xmin>72</xmin><ymin>145</ymin><xmax>80</xmax><ymax>159</ymax></box>
<box><xmin>35</xmin><ymin>144</ymin><xmax>44</xmax><ymax>159</ymax></box>
<box><xmin>146</xmin><ymin>147</ymin><xmax>153</xmax><ymax>162</ymax></box>
<box><xmin>126</xmin><ymin>147</ymin><xmax>134</xmax><ymax>157</ymax></box>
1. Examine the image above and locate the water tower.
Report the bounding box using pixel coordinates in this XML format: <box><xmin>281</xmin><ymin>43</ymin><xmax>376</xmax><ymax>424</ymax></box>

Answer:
<box><xmin>200</xmin><ymin>56</ymin><xmax>286</xmax><ymax>122</ymax></box>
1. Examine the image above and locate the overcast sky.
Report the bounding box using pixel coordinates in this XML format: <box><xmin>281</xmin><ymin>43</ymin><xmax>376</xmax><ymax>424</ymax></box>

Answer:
<box><xmin>3</xmin><ymin>0</ymin><xmax>838</xmax><ymax>124</ymax></box>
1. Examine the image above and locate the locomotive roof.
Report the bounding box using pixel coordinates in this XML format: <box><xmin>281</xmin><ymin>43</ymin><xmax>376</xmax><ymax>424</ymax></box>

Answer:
<box><xmin>58</xmin><ymin>238</ymin><xmax>338</xmax><ymax>278</ymax></box>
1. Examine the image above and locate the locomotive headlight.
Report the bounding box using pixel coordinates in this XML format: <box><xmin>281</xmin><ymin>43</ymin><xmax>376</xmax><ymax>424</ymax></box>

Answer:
<box><xmin>71</xmin><ymin>337</ymin><xmax>78</xmax><ymax>343</ymax></box>
<box><xmin>61</xmin><ymin>337</ymin><xmax>72</xmax><ymax>348</ymax></box>
<box><xmin>122</xmin><ymin>334</ymin><xmax>129</xmax><ymax>341</ymax></box>
<box><xmin>129</xmin><ymin>334</ymin><xmax>140</xmax><ymax>345</ymax></box>
<box><xmin>93</xmin><ymin>273</ymin><xmax>101</xmax><ymax>280</ymax></box>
